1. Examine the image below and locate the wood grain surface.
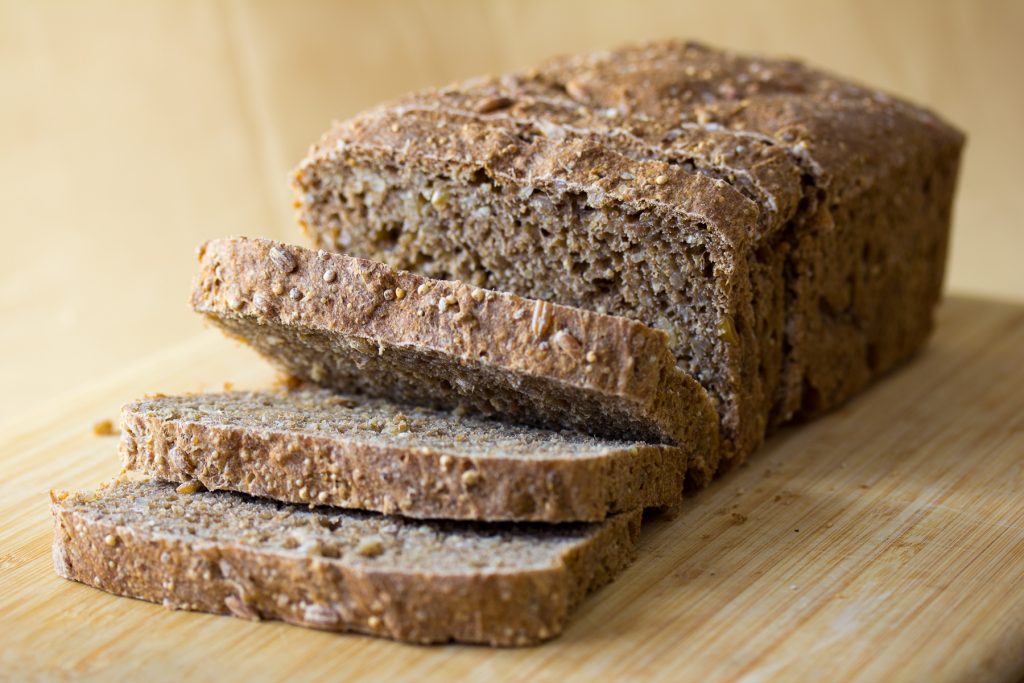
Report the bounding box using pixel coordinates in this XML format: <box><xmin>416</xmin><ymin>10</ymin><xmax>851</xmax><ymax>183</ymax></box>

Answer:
<box><xmin>2</xmin><ymin>296</ymin><xmax>1023</xmax><ymax>682</ymax></box>
<box><xmin>2</xmin><ymin>0</ymin><xmax>1022</xmax><ymax>417</ymax></box>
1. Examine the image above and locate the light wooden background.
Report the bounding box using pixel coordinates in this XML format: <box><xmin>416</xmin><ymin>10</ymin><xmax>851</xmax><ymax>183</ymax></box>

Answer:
<box><xmin>2</xmin><ymin>0</ymin><xmax>1022</xmax><ymax>417</ymax></box>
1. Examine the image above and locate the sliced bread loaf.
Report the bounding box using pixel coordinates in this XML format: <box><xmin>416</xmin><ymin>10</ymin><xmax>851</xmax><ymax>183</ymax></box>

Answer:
<box><xmin>192</xmin><ymin>237</ymin><xmax>720</xmax><ymax>486</ymax></box>
<box><xmin>119</xmin><ymin>388</ymin><xmax>686</xmax><ymax>522</ymax></box>
<box><xmin>51</xmin><ymin>480</ymin><xmax>640</xmax><ymax>646</ymax></box>
<box><xmin>293</xmin><ymin>40</ymin><xmax>963</xmax><ymax>469</ymax></box>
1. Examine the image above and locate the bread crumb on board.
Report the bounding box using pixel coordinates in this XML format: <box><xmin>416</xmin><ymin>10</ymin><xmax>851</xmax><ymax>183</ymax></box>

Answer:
<box><xmin>175</xmin><ymin>480</ymin><xmax>205</xmax><ymax>495</ymax></box>
<box><xmin>356</xmin><ymin>537</ymin><xmax>384</xmax><ymax>558</ymax></box>
<box><xmin>92</xmin><ymin>419</ymin><xmax>118</xmax><ymax>437</ymax></box>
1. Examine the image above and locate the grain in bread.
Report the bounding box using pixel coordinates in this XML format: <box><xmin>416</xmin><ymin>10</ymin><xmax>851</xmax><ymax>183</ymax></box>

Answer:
<box><xmin>191</xmin><ymin>237</ymin><xmax>720</xmax><ymax>486</ymax></box>
<box><xmin>293</xmin><ymin>39</ymin><xmax>963</xmax><ymax>469</ymax></box>
<box><xmin>120</xmin><ymin>388</ymin><xmax>686</xmax><ymax>522</ymax></box>
<box><xmin>51</xmin><ymin>480</ymin><xmax>640</xmax><ymax>646</ymax></box>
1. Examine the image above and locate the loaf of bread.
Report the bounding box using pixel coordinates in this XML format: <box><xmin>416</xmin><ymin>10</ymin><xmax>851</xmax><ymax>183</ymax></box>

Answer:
<box><xmin>293</xmin><ymin>40</ymin><xmax>963</xmax><ymax>470</ymax></box>
<box><xmin>192</xmin><ymin>237</ymin><xmax>720</xmax><ymax>485</ymax></box>
<box><xmin>119</xmin><ymin>388</ymin><xmax>686</xmax><ymax>521</ymax></box>
<box><xmin>52</xmin><ymin>41</ymin><xmax>966</xmax><ymax>648</ymax></box>
<box><xmin>51</xmin><ymin>480</ymin><xmax>640</xmax><ymax>645</ymax></box>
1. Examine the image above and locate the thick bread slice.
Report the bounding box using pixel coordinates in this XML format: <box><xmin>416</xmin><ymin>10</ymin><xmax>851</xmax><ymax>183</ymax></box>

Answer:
<box><xmin>191</xmin><ymin>237</ymin><xmax>720</xmax><ymax>486</ymax></box>
<box><xmin>51</xmin><ymin>480</ymin><xmax>640</xmax><ymax>646</ymax></box>
<box><xmin>119</xmin><ymin>389</ymin><xmax>686</xmax><ymax>522</ymax></box>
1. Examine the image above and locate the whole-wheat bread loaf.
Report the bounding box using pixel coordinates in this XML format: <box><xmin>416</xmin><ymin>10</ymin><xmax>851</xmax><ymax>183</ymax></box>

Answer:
<box><xmin>51</xmin><ymin>480</ymin><xmax>639</xmax><ymax>645</ymax></box>
<box><xmin>192</xmin><ymin>237</ymin><xmax>720</xmax><ymax>485</ymax></box>
<box><xmin>292</xmin><ymin>40</ymin><xmax>963</xmax><ymax>471</ymax></box>
<box><xmin>120</xmin><ymin>388</ymin><xmax>686</xmax><ymax>522</ymax></box>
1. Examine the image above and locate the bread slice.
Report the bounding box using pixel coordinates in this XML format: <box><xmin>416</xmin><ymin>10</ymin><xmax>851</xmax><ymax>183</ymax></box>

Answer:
<box><xmin>51</xmin><ymin>480</ymin><xmax>640</xmax><ymax>646</ymax></box>
<box><xmin>192</xmin><ymin>237</ymin><xmax>720</xmax><ymax>486</ymax></box>
<box><xmin>119</xmin><ymin>388</ymin><xmax>685</xmax><ymax>522</ymax></box>
<box><xmin>293</xmin><ymin>40</ymin><xmax>963</xmax><ymax>469</ymax></box>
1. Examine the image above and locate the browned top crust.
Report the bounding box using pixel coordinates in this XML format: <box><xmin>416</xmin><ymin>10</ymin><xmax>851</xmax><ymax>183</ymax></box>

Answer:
<box><xmin>298</xmin><ymin>39</ymin><xmax>964</xmax><ymax>246</ymax></box>
<box><xmin>530</xmin><ymin>40</ymin><xmax>964</xmax><ymax>196</ymax></box>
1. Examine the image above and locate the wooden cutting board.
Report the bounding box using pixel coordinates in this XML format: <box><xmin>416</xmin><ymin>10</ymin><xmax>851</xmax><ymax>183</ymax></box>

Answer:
<box><xmin>2</xmin><ymin>296</ymin><xmax>1023</xmax><ymax>682</ymax></box>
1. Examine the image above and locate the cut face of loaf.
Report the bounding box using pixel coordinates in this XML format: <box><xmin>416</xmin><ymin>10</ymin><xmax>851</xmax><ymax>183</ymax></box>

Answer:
<box><xmin>293</xmin><ymin>39</ymin><xmax>963</xmax><ymax>468</ymax></box>
<box><xmin>51</xmin><ymin>480</ymin><xmax>640</xmax><ymax>646</ymax></box>
<box><xmin>294</xmin><ymin>107</ymin><xmax>764</xmax><ymax>467</ymax></box>
<box><xmin>191</xmin><ymin>237</ymin><xmax>720</xmax><ymax>486</ymax></box>
<box><xmin>120</xmin><ymin>389</ymin><xmax>686</xmax><ymax>522</ymax></box>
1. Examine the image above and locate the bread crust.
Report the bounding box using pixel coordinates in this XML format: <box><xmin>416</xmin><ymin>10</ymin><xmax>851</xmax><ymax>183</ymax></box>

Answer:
<box><xmin>51</xmin><ymin>481</ymin><xmax>641</xmax><ymax>646</ymax></box>
<box><xmin>120</xmin><ymin>389</ymin><xmax>687</xmax><ymax>522</ymax></box>
<box><xmin>191</xmin><ymin>237</ymin><xmax>720</xmax><ymax>484</ymax></box>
